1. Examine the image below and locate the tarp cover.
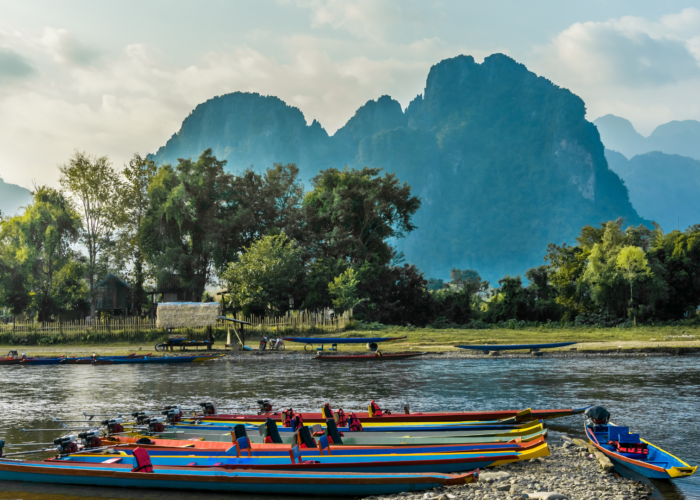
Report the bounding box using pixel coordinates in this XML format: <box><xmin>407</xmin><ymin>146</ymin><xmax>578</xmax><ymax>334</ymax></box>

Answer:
<box><xmin>584</xmin><ymin>406</ymin><xmax>610</xmax><ymax>422</ymax></box>
<box><xmin>283</xmin><ymin>336</ymin><xmax>406</xmax><ymax>344</ymax></box>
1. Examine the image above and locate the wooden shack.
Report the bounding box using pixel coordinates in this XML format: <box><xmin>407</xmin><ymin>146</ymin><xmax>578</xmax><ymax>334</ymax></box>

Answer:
<box><xmin>95</xmin><ymin>274</ymin><xmax>131</xmax><ymax>316</ymax></box>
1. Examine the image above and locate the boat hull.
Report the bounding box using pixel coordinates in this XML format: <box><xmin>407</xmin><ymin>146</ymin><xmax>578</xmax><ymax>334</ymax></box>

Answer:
<box><xmin>199</xmin><ymin>407</ymin><xmax>586</xmax><ymax>424</ymax></box>
<box><xmin>315</xmin><ymin>352</ymin><xmax>425</xmax><ymax>361</ymax></box>
<box><xmin>455</xmin><ymin>342</ymin><xmax>576</xmax><ymax>351</ymax></box>
<box><xmin>0</xmin><ymin>461</ymin><xmax>476</xmax><ymax>496</ymax></box>
<box><xmin>585</xmin><ymin>425</ymin><xmax>697</xmax><ymax>480</ymax></box>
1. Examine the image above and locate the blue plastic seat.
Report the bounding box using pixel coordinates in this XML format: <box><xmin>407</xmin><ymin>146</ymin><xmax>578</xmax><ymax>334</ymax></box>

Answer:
<box><xmin>619</xmin><ymin>433</ymin><xmax>641</xmax><ymax>444</ymax></box>
<box><xmin>608</xmin><ymin>426</ymin><xmax>629</xmax><ymax>442</ymax></box>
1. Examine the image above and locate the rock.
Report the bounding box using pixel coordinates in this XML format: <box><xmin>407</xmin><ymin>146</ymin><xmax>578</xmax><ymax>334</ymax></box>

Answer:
<box><xmin>522</xmin><ymin>493</ymin><xmax>568</xmax><ymax>499</ymax></box>
<box><xmin>488</xmin><ymin>351</ymin><xmax>500</xmax><ymax>356</ymax></box>
<box><xmin>494</xmin><ymin>483</ymin><xmax>511</xmax><ymax>491</ymax></box>
<box><xmin>480</xmin><ymin>472</ymin><xmax>511</xmax><ymax>482</ymax></box>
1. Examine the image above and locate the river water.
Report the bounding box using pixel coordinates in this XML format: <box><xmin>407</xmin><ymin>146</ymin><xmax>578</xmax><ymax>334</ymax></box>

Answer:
<box><xmin>0</xmin><ymin>355</ymin><xmax>698</xmax><ymax>499</ymax></box>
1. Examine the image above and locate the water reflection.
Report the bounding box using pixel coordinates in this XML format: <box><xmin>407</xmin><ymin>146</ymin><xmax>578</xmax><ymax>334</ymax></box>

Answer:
<box><xmin>0</xmin><ymin>356</ymin><xmax>698</xmax><ymax>499</ymax></box>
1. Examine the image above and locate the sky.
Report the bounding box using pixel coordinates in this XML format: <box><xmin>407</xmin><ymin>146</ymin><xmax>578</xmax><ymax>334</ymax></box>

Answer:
<box><xmin>1</xmin><ymin>0</ymin><xmax>700</xmax><ymax>189</ymax></box>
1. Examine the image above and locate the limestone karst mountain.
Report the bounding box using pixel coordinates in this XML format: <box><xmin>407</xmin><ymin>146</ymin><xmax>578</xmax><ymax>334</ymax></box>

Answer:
<box><xmin>151</xmin><ymin>54</ymin><xmax>646</xmax><ymax>281</ymax></box>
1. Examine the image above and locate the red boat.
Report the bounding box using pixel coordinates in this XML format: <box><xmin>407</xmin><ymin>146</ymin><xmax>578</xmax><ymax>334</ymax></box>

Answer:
<box><xmin>197</xmin><ymin>404</ymin><xmax>588</xmax><ymax>424</ymax></box>
<box><xmin>315</xmin><ymin>352</ymin><xmax>426</xmax><ymax>361</ymax></box>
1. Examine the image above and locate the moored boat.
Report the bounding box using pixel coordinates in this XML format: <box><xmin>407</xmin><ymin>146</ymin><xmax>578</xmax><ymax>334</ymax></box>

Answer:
<box><xmin>584</xmin><ymin>406</ymin><xmax>697</xmax><ymax>480</ymax></box>
<box><xmin>455</xmin><ymin>342</ymin><xmax>576</xmax><ymax>351</ymax></box>
<box><xmin>0</xmin><ymin>458</ymin><xmax>478</xmax><ymax>496</ymax></box>
<box><xmin>315</xmin><ymin>352</ymin><xmax>426</xmax><ymax>361</ymax></box>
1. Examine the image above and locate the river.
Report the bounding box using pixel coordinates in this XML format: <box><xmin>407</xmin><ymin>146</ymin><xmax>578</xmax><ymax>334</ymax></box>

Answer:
<box><xmin>0</xmin><ymin>355</ymin><xmax>698</xmax><ymax>499</ymax></box>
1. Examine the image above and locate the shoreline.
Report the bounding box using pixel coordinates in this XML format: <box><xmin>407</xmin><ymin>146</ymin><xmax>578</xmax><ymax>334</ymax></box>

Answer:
<box><xmin>3</xmin><ymin>344</ymin><xmax>700</xmax><ymax>359</ymax></box>
<box><xmin>359</xmin><ymin>438</ymin><xmax>654</xmax><ymax>500</ymax></box>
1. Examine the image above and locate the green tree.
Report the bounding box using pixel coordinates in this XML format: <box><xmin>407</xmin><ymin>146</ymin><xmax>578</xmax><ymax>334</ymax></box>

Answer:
<box><xmin>59</xmin><ymin>152</ymin><xmax>122</xmax><ymax>317</ymax></box>
<box><xmin>220</xmin><ymin>233</ymin><xmax>303</xmax><ymax>316</ymax></box>
<box><xmin>114</xmin><ymin>153</ymin><xmax>158</xmax><ymax>315</ymax></box>
<box><xmin>141</xmin><ymin>150</ymin><xmax>238</xmax><ymax>301</ymax></box>
<box><xmin>303</xmin><ymin>166</ymin><xmax>421</xmax><ymax>266</ymax></box>
<box><xmin>230</xmin><ymin>163</ymin><xmax>306</xmax><ymax>248</ymax></box>
<box><xmin>616</xmin><ymin>246</ymin><xmax>651</xmax><ymax>325</ymax></box>
<box><xmin>0</xmin><ymin>187</ymin><xmax>85</xmax><ymax>321</ymax></box>
<box><xmin>328</xmin><ymin>268</ymin><xmax>364</xmax><ymax>315</ymax></box>
<box><xmin>299</xmin><ymin>258</ymin><xmax>348</xmax><ymax>311</ymax></box>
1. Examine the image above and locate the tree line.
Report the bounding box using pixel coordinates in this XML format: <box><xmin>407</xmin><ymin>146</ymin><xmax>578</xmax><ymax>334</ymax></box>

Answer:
<box><xmin>1</xmin><ymin>148</ymin><xmax>699</xmax><ymax>327</ymax></box>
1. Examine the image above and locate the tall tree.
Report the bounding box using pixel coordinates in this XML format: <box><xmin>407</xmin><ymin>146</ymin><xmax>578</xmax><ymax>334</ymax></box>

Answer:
<box><xmin>616</xmin><ymin>246</ymin><xmax>651</xmax><ymax>325</ymax></box>
<box><xmin>220</xmin><ymin>233</ymin><xmax>303</xmax><ymax>316</ymax></box>
<box><xmin>141</xmin><ymin>149</ymin><xmax>238</xmax><ymax>300</ymax></box>
<box><xmin>229</xmin><ymin>163</ymin><xmax>306</xmax><ymax>248</ymax></box>
<box><xmin>114</xmin><ymin>153</ymin><xmax>158</xmax><ymax>315</ymax></box>
<box><xmin>0</xmin><ymin>187</ymin><xmax>84</xmax><ymax>321</ymax></box>
<box><xmin>303</xmin><ymin>167</ymin><xmax>421</xmax><ymax>266</ymax></box>
<box><xmin>59</xmin><ymin>152</ymin><xmax>122</xmax><ymax>318</ymax></box>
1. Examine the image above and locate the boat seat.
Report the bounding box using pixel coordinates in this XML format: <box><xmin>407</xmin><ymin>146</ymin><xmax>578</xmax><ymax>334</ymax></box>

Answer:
<box><xmin>619</xmin><ymin>433</ymin><xmax>641</xmax><ymax>444</ymax></box>
<box><xmin>102</xmin><ymin>457</ymin><xmax>122</xmax><ymax>463</ymax></box>
<box><xmin>608</xmin><ymin>426</ymin><xmax>629</xmax><ymax>442</ymax></box>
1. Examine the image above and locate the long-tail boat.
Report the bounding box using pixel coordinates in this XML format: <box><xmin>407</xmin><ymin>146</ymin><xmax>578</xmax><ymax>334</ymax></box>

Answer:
<box><xmin>315</xmin><ymin>352</ymin><xmax>426</xmax><ymax>361</ymax></box>
<box><xmin>0</xmin><ymin>458</ymin><xmax>478</xmax><ymax>496</ymax></box>
<box><xmin>91</xmin><ymin>435</ymin><xmax>547</xmax><ymax>457</ymax></box>
<box><xmin>55</xmin><ymin>442</ymin><xmax>549</xmax><ymax>474</ymax></box>
<box><xmin>194</xmin><ymin>403</ymin><xmax>587</xmax><ymax>424</ymax></box>
<box><xmin>584</xmin><ymin>406</ymin><xmax>696</xmax><ymax>480</ymax></box>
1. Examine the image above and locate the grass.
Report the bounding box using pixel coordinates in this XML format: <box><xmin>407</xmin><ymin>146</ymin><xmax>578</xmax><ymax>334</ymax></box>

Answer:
<box><xmin>2</xmin><ymin>325</ymin><xmax>699</xmax><ymax>356</ymax></box>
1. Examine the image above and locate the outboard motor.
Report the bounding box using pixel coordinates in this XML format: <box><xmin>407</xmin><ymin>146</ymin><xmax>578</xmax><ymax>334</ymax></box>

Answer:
<box><xmin>131</xmin><ymin>411</ymin><xmax>152</xmax><ymax>425</ymax></box>
<box><xmin>78</xmin><ymin>429</ymin><xmax>102</xmax><ymax>449</ymax></box>
<box><xmin>144</xmin><ymin>416</ymin><xmax>165</xmax><ymax>433</ymax></box>
<box><xmin>101</xmin><ymin>418</ymin><xmax>124</xmax><ymax>434</ymax></box>
<box><xmin>54</xmin><ymin>434</ymin><xmax>78</xmax><ymax>454</ymax></box>
<box><xmin>257</xmin><ymin>399</ymin><xmax>272</xmax><ymax>414</ymax></box>
<box><xmin>198</xmin><ymin>401</ymin><xmax>218</xmax><ymax>415</ymax></box>
<box><xmin>163</xmin><ymin>405</ymin><xmax>183</xmax><ymax>423</ymax></box>
<box><xmin>584</xmin><ymin>406</ymin><xmax>611</xmax><ymax>425</ymax></box>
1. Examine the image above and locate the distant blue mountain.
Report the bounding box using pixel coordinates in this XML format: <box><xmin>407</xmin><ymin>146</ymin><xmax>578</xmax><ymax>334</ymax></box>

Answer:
<box><xmin>605</xmin><ymin>149</ymin><xmax>700</xmax><ymax>232</ymax></box>
<box><xmin>0</xmin><ymin>177</ymin><xmax>31</xmax><ymax>217</ymax></box>
<box><xmin>594</xmin><ymin>114</ymin><xmax>700</xmax><ymax>160</ymax></box>
<box><xmin>150</xmin><ymin>54</ymin><xmax>645</xmax><ymax>282</ymax></box>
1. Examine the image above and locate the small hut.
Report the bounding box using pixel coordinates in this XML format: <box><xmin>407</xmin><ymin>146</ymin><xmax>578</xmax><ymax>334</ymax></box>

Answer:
<box><xmin>95</xmin><ymin>274</ymin><xmax>131</xmax><ymax>317</ymax></box>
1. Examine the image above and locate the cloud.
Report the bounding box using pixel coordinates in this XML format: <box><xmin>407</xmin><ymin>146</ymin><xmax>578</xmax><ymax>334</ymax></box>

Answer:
<box><xmin>529</xmin><ymin>8</ymin><xmax>700</xmax><ymax>134</ymax></box>
<box><xmin>0</xmin><ymin>26</ymin><xmax>472</xmax><ymax>188</ymax></box>
<box><xmin>37</xmin><ymin>28</ymin><xmax>100</xmax><ymax>66</ymax></box>
<box><xmin>0</xmin><ymin>48</ymin><xmax>35</xmax><ymax>82</ymax></box>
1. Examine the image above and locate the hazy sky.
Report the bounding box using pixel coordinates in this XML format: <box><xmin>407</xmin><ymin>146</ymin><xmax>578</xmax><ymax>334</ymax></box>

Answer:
<box><xmin>1</xmin><ymin>0</ymin><xmax>700</xmax><ymax>188</ymax></box>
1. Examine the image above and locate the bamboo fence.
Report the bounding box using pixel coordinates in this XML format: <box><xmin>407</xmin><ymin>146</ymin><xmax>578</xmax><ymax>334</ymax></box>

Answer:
<box><xmin>0</xmin><ymin>310</ymin><xmax>352</xmax><ymax>345</ymax></box>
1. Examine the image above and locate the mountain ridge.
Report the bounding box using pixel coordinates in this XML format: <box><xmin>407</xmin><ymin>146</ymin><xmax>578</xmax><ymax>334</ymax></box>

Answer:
<box><xmin>150</xmin><ymin>53</ymin><xmax>646</xmax><ymax>282</ymax></box>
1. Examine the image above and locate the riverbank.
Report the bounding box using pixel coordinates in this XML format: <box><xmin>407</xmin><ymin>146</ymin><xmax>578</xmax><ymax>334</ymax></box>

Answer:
<box><xmin>361</xmin><ymin>438</ymin><xmax>654</xmax><ymax>500</ymax></box>
<box><xmin>6</xmin><ymin>339</ymin><xmax>700</xmax><ymax>358</ymax></box>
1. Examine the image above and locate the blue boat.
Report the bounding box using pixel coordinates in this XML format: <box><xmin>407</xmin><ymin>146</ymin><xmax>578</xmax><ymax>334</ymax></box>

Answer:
<box><xmin>585</xmin><ymin>423</ymin><xmax>697</xmax><ymax>480</ymax></box>
<box><xmin>0</xmin><ymin>458</ymin><xmax>477</xmax><ymax>496</ymax></box>
<box><xmin>455</xmin><ymin>342</ymin><xmax>576</xmax><ymax>351</ymax></box>
<box><xmin>283</xmin><ymin>336</ymin><xmax>406</xmax><ymax>344</ymax></box>
<box><xmin>56</xmin><ymin>444</ymin><xmax>547</xmax><ymax>474</ymax></box>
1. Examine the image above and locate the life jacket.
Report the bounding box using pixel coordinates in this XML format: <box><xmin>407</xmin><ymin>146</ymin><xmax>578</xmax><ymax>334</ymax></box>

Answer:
<box><xmin>290</xmin><ymin>414</ymin><xmax>304</xmax><ymax>431</ymax></box>
<box><xmin>368</xmin><ymin>399</ymin><xmax>390</xmax><ymax>417</ymax></box>
<box><xmin>334</xmin><ymin>408</ymin><xmax>348</xmax><ymax>427</ymax></box>
<box><xmin>321</xmin><ymin>403</ymin><xmax>333</xmax><ymax>419</ymax></box>
<box><xmin>282</xmin><ymin>408</ymin><xmax>295</xmax><ymax>428</ymax></box>
<box><xmin>131</xmin><ymin>447</ymin><xmax>154</xmax><ymax>473</ymax></box>
<box><xmin>347</xmin><ymin>412</ymin><xmax>363</xmax><ymax>432</ymax></box>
